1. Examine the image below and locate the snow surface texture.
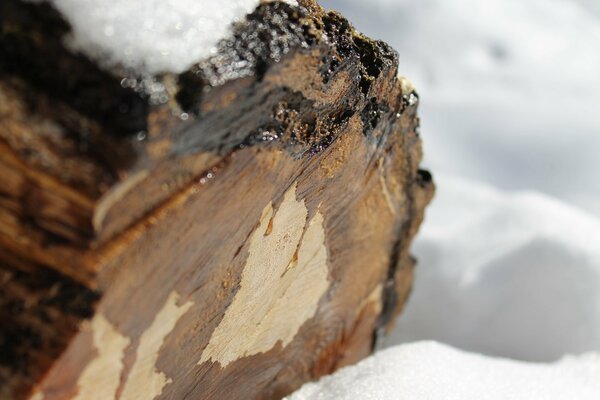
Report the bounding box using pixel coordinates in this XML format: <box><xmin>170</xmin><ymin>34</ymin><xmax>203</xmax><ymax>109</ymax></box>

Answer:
<box><xmin>287</xmin><ymin>178</ymin><xmax>600</xmax><ymax>399</ymax></box>
<box><xmin>43</xmin><ymin>0</ymin><xmax>296</xmax><ymax>74</ymax></box>
<box><xmin>287</xmin><ymin>342</ymin><xmax>600</xmax><ymax>400</ymax></box>
<box><xmin>389</xmin><ymin>174</ymin><xmax>600</xmax><ymax>362</ymax></box>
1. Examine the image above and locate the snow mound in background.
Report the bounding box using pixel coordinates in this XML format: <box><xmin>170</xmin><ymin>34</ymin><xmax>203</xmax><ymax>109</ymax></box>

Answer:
<box><xmin>43</xmin><ymin>0</ymin><xmax>296</xmax><ymax>74</ymax></box>
<box><xmin>287</xmin><ymin>0</ymin><xmax>600</xmax><ymax>397</ymax></box>
<box><xmin>320</xmin><ymin>0</ymin><xmax>600</xmax><ymax>216</ymax></box>
<box><xmin>289</xmin><ymin>175</ymin><xmax>600</xmax><ymax>398</ymax></box>
<box><xmin>287</xmin><ymin>341</ymin><xmax>600</xmax><ymax>400</ymax></box>
<box><xmin>387</xmin><ymin>175</ymin><xmax>600</xmax><ymax>361</ymax></box>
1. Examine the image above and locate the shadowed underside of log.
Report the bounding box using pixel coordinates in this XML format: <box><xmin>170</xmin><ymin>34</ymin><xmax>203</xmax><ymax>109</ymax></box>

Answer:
<box><xmin>0</xmin><ymin>0</ymin><xmax>434</xmax><ymax>399</ymax></box>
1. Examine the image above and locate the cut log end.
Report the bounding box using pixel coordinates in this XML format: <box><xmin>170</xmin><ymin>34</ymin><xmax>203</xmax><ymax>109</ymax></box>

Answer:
<box><xmin>0</xmin><ymin>0</ymin><xmax>434</xmax><ymax>399</ymax></box>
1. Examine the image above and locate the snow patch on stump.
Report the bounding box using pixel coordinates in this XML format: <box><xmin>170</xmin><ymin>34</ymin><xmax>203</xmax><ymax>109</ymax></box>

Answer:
<box><xmin>40</xmin><ymin>0</ymin><xmax>297</xmax><ymax>74</ymax></box>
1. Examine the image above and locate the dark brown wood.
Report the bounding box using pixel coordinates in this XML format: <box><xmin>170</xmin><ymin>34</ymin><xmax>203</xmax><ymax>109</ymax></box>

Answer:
<box><xmin>0</xmin><ymin>1</ymin><xmax>434</xmax><ymax>399</ymax></box>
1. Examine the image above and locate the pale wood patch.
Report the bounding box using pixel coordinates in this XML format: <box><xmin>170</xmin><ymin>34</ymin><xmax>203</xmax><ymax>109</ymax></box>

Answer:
<box><xmin>93</xmin><ymin>170</ymin><xmax>149</xmax><ymax>232</ymax></box>
<box><xmin>199</xmin><ymin>183</ymin><xmax>330</xmax><ymax>367</ymax></box>
<box><xmin>74</xmin><ymin>316</ymin><xmax>130</xmax><ymax>400</ymax></box>
<box><xmin>121</xmin><ymin>292</ymin><xmax>193</xmax><ymax>400</ymax></box>
<box><xmin>378</xmin><ymin>158</ymin><xmax>397</xmax><ymax>215</ymax></box>
<box><xmin>29</xmin><ymin>391</ymin><xmax>44</xmax><ymax>400</ymax></box>
<box><xmin>361</xmin><ymin>284</ymin><xmax>383</xmax><ymax>317</ymax></box>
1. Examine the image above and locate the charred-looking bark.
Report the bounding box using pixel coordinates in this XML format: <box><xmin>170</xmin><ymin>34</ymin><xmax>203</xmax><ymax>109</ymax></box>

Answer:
<box><xmin>0</xmin><ymin>0</ymin><xmax>434</xmax><ymax>399</ymax></box>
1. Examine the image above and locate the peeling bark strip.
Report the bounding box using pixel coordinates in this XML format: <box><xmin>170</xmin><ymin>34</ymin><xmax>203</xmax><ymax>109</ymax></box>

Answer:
<box><xmin>0</xmin><ymin>0</ymin><xmax>433</xmax><ymax>399</ymax></box>
<box><xmin>200</xmin><ymin>184</ymin><xmax>329</xmax><ymax>367</ymax></box>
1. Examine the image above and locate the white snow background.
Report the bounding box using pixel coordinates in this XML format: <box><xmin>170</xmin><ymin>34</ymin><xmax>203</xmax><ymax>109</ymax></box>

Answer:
<box><xmin>290</xmin><ymin>0</ymin><xmax>600</xmax><ymax>398</ymax></box>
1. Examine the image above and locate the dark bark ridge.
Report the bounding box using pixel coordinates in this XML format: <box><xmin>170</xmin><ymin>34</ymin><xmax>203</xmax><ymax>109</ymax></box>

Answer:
<box><xmin>0</xmin><ymin>0</ymin><xmax>420</xmax><ymax>249</ymax></box>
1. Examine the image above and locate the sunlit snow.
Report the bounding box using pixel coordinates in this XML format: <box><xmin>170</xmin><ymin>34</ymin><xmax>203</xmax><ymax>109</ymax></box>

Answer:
<box><xmin>41</xmin><ymin>0</ymin><xmax>296</xmax><ymax>74</ymax></box>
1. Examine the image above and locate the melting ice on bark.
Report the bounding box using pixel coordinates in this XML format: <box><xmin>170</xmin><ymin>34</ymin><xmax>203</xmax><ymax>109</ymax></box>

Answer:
<box><xmin>40</xmin><ymin>0</ymin><xmax>297</xmax><ymax>74</ymax></box>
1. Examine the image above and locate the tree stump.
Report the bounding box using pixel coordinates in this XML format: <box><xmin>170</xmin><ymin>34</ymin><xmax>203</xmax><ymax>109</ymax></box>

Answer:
<box><xmin>0</xmin><ymin>1</ymin><xmax>434</xmax><ymax>399</ymax></box>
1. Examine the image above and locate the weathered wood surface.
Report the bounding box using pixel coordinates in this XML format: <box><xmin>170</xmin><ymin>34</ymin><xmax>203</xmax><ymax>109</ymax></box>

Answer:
<box><xmin>0</xmin><ymin>0</ymin><xmax>434</xmax><ymax>399</ymax></box>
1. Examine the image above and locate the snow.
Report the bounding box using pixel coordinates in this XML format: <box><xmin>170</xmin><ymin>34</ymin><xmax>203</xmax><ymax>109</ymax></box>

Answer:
<box><xmin>288</xmin><ymin>177</ymin><xmax>600</xmax><ymax>398</ymax></box>
<box><xmin>320</xmin><ymin>0</ymin><xmax>600</xmax><ymax>359</ymax></box>
<box><xmin>42</xmin><ymin>0</ymin><xmax>296</xmax><ymax>74</ymax></box>
<box><xmin>321</xmin><ymin>0</ymin><xmax>600</xmax><ymax>216</ymax></box>
<box><xmin>386</xmin><ymin>175</ymin><xmax>600</xmax><ymax>362</ymax></box>
<box><xmin>287</xmin><ymin>342</ymin><xmax>600</xmax><ymax>400</ymax></box>
<box><xmin>289</xmin><ymin>0</ymin><xmax>600</xmax><ymax>398</ymax></box>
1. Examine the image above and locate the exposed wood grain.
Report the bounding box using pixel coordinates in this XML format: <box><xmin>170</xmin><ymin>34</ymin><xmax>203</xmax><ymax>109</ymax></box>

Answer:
<box><xmin>199</xmin><ymin>184</ymin><xmax>329</xmax><ymax>367</ymax></box>
<box><xmin>0</xmin><ymin>0</ymin><xmax>434</xmax><ymax>399</ymax></box>
<box><xmin>74</xmin><ymin>315</ymin><xmax>130</xmax><ymax>400</ymax></box>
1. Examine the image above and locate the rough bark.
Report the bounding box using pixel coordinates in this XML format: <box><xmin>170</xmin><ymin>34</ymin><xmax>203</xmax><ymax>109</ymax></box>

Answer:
<box><xmin>0</xmin><ymin>1</ymin><xmax>434</xmax><ymax>399</ymax></box>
